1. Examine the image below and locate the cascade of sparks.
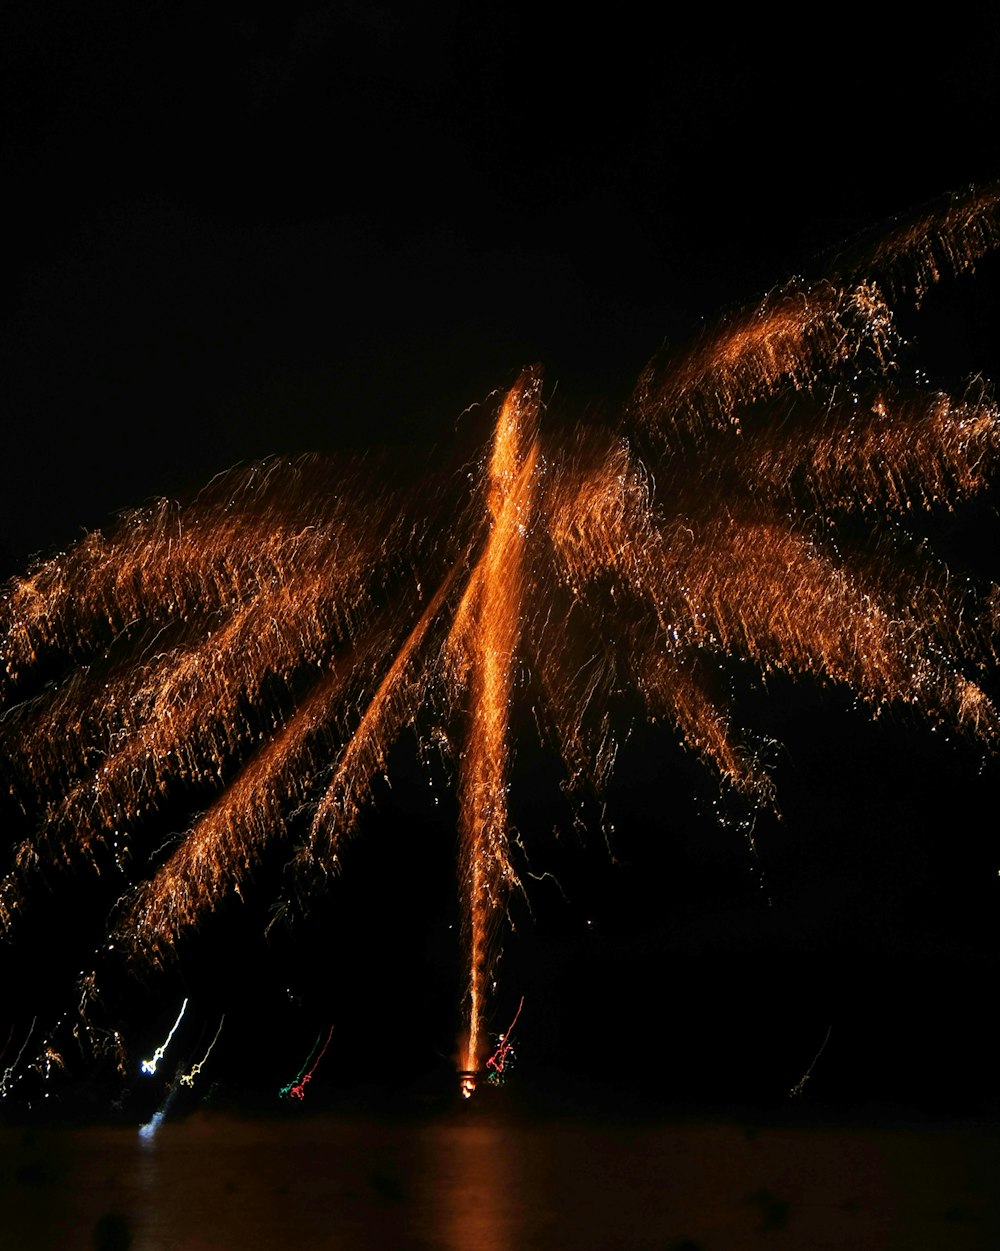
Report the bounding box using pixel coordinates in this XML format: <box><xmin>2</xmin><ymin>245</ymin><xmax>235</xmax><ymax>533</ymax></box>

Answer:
<box><xmin>0</xmin><ymin>1018</ymin><xmax>36</xmax><ymax>1099</ymax></box>
<box><xmin>452</xmin><ymin>368</ymin><xmax>541</xmax><ymax>1078</ymax></box>
<box><xmin>1</xmin><ymin>186</ymin><xmax>999</xmax><ymax>1093</ymax></box>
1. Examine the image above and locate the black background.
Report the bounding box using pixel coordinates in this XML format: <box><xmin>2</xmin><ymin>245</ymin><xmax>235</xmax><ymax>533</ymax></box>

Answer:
<box><xmin>2</xmin><ymin>4</ymin><xmax>1000</xmax><ymax>1115</ymax></box>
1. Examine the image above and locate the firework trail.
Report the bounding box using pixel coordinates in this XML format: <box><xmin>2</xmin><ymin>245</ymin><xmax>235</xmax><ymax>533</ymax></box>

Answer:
<box><xmin>179</xmin><ymin>1015</ymin><xmax>225</xmax><ymax>1088</ymax></box>
<box><xmin>0</xmin><ymin>1018</ymin><xmax>36</xmax><ymax>1099</ymax></box>
<box><xmin>280</xmin><ymin>1026</ymin><xmax>335</xmax><ymax>1101</ymax></box>
<box><xmin>0</xmin><ymin>185</ymin><xmax>998</xmax><ymax>1091</ymax></box>
<box><xmin>486</xmin><ymin>995</ymin><xmax>524</xmax><ymax>1084</ymax></box>
<box><xmin>453</xmin><ymin>367</ymin><xmax>541</xmax><ymax>1078</ymax></box>
<box><xmin>140</xmin><ymin>999</ymin><xmax>188</xmax><ymax>1076</ymax></box>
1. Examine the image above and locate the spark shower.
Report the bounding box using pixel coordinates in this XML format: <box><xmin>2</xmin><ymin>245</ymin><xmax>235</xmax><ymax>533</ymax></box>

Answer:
<box><xmin>1</xmin><ymin>187</ymin><xmax>999</xmax><ymax>1096</ymax></box>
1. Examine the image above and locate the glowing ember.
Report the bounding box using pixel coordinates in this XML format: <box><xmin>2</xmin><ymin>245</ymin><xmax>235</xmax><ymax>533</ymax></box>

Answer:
<box><xmin>452</xmin><ymin>369</ymin><xmax>541</xmax><ymax>1075</ymax></box>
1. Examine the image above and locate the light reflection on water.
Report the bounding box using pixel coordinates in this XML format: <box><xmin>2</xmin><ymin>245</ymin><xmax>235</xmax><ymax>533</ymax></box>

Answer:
<box><xmin>3</xmin><ymin>1112</ymin><xmax>1000</xmax><ymax>1250</ymax></box>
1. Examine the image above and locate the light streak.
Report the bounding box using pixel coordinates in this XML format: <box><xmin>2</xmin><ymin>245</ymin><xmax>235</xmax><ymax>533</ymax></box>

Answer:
<box><xmin>456</xmin><ymin>367</ymin><xmax>541</xmax><ymax>1075</ymax></box>
<box><xmin>140</xmin><ymin>998</ymin><xmax>188</xmax><ymax>1076</ymax></box>
<box><xmin>179</xmin><ymin>1015</ymin><xmax>225</xmax><ymax>1088</ymax></box>
<box><xmin>0</xmin><ymin>1017</ymin><xmax>36</xmax><ymax>1098</ymax></box>
<box><xmin>790</xmin><ymin>1024</ymin><xmax>833</xmax><ymax>1098</ymax></box>
<box><xmin>0</xmin><ymin>185</ymin><xmax>997</xmax><ymax>1094</ymax></box>
<box><xmin>485</xmin><ymin>995</ymin><xmax>524</xmax><ymax>1085</ymax></box>
<box><xmin>278</xmin><ymin>1030</ymin><xmax>322</xmax><ymax>1099</ymax></box>
<box><xmin>280</xmin><ymin>1025</ymin><xmax>334</xmax><ymax>1100</ymax></box>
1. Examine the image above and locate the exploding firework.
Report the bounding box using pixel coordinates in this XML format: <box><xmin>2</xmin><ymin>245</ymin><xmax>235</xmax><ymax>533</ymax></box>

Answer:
<box><xmin>1</xmin><ymin>186</ymin><xmax>998</xmax><ymax>1094</ymax></box>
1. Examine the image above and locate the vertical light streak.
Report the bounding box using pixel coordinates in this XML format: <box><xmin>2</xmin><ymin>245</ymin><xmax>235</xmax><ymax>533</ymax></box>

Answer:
<box><xmin>0</xmin><ymin>1024</ymin><xmax>13</xmax><ymax>1068</ymax></box>
<box><xmin>790</xmin><ymin>1024</ymin><xmax>833</xmax><ymax>1098</ymax></box>
<box><xmin>0</xmin><ymin>1018</ymin><xmax>36</xmax><ymax>1099</ymax></box>
<box><xmin>140</xmin><ymin>998</ymin><xmax>188</xmax><ymax>1075</ymax></box>
<box><xmin>457</xmin><ymin>367</ymin><xmax>542</xmax><ymax>1078</ymax></box>
<box><xmin>279</xmin><ymin>1029</ymin><xmax>322</xmax><ymax>1098</ymax></box>
<box><xmin>485</xmin><ymin>994</ymin><xmax>523</xmax><ymax>1083</ymax></box>
<box><xmin>179</xmin><ymin>1015</ymin><xmax>225</xmax><ymax>1087</ymax></box>
<box><xmin>280</xmin><ymin>1025</ymin><xmax>334</xmax><ymax>1100</ymax></box>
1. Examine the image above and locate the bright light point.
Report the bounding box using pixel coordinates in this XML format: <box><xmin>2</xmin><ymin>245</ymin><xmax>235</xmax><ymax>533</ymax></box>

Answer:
<box><xmin>459</xmin><ymin>1071</ymin><xmax>477</xmax><ymax>1098</ymax></box>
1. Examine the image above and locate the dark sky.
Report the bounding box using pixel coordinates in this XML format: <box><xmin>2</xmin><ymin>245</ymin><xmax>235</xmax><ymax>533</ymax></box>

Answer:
<box><xmin>3</xmin><ymin>4</ymin><xmax>1000</xmax><ymax>1112</ymax></box>
<box><xmin>5</xmin><ymin>5</ymin><xmax>1000</xmax><ymax>564</ymax></box>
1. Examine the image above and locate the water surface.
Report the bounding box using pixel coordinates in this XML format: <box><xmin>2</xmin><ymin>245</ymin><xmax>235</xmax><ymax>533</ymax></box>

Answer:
<box><xmin>3</xmin><ymin>1111</ymin><xmax>998</xmax><ymax>1249</ymax></box>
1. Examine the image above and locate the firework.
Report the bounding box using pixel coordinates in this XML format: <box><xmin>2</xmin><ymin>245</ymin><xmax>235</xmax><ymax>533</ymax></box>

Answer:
<box><xmin>1</xmin><ymin>186</ymin><xmax>998</xmax><ymax>1092</ymax></box>
<box><xmin>486</xmin><ymin>996</ymin><xmax>524</xmax><ymax>1086</ymax></box>
<box><xmin>179</xmin><ymin>1016</ymin><xmax>225</xmax><ymax>1089</ymax></box>
<box><xmin>279</xmin><ymin>1025</ymin><xmax>335</xmax><ymax>1101</ymax></box>
<box><xmin>140</xmin><ymin>999</ymin><xmax>188</xmax><ymax>1076</ymax></box>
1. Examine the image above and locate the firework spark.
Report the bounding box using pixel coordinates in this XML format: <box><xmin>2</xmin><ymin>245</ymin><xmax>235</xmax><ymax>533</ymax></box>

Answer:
<box><xmin>140</xmin><ymin>999</ymin><xmax>188</xmax><ymax>1076</ymax></box>
<box><xmin>280</xmin><ymin>1026</ymin><xmax>335</xmax><ymax>1101</ymax></box>
<box><xmin>179</xmin><ymin>1015</ymin><xmax>225</xmax><ymax>1089</ymax></box>
<box><xmin>0</xmin><ymin>1018</ymin><xmax>36</xmax><ymax>1099</ymax></box>
<box><xmin>1</xmin><ymin>186</ymin><xmax>998</xmax><ymax>1091</ymax></box>
<box><xmin>486</xmin><ymin>995</ymin><xmax>524</xmax><ymax>1085</ymax></box>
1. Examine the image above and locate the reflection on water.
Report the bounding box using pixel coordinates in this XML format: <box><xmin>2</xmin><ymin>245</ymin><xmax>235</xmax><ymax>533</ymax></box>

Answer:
<box><xmin>2</xmin><ymin>1111</ymin><xmax>999</xmax><ymax>1250</ymax></box>
<box><xmin>437</xmin><ymin>1121</ymin><xmax>519</xmax><ymax>1251</ymax></box>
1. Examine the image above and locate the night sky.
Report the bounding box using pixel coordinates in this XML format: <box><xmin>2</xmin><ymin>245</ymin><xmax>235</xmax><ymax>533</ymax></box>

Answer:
<box><xmin>3</xmin><ymin>5</ymin><xmax>1000</xmax><ymax>1115</ymax></box>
